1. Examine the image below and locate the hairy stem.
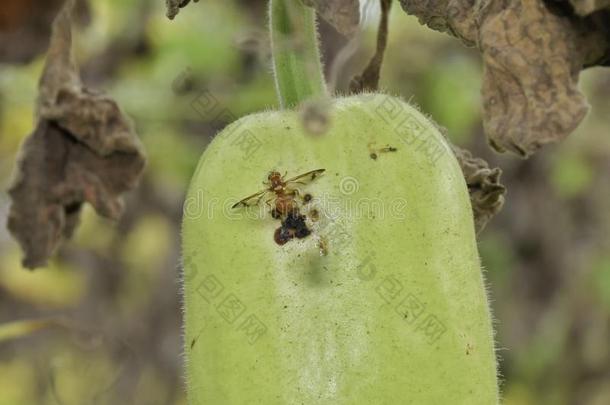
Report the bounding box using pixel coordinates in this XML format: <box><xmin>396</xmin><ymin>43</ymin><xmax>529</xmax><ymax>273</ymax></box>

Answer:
<box><xmin>269</xmin><ymin>0</ymin><xmax>328</xmax><ymax>108</ymax></box>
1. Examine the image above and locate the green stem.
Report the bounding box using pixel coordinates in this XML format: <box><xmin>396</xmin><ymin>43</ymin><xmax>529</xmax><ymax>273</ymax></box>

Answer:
<box><xmin>269</xmin><ymin>0</ymin><xmax>328</xmax><ymax>108</ymax></box>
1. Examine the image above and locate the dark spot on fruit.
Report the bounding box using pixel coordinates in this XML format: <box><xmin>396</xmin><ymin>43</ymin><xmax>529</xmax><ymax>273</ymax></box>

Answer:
<box><xmin>190</xmin><ymin>331</ymin><xmax>203</xmax><ymax>349</ymax></box>
<box><xmin>283</xmin><ymin>211</ymin><xmax>301</xmax><ymax>228</ymax></box>
<box><xmin>370</xmin><ymin>153</ymin><xmax>378</xmax><ymax>160</ymax></box>
<box><xmin>295</xmin><ymin>226</ymin><xmax>311</xmax><ymax>239</ymax></box>
<box><xmin>303</xmin><ymin>193</ymin><xmax>312</xmax><ymax>203</ymax></box>
<box><xmin>274</xmin><ymin>212</ymin><xmax>312</xmax><ymax>245</ymax></box>
<box><xmin>271</xmin><ymin>208</ymin><xmax>281</xmax><ymax>219</ymax></box>
<box><xmin>274</xmin><ymin>227</ymin><xmax>292</xmax><ymax>245</ymax></box>
<box><xmin>466</xmin><ymin>343</ymin><xmax>474</xmax><ymax>355</ymax></box>
<box><xmin>310</xmin><ymin>209</ymin><xmax>319</xmax><ymax>221</ymax></box>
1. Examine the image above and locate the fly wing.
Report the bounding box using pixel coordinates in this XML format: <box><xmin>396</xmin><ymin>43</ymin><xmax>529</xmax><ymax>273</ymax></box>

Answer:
<box><xmin>284</xmin><ymin>169</ymin><xmax>326</xmax><ymax>185</ymax></box>
<box><xmin>232</xmin><ymin>189</ymin><xmax>268</xmax><ymax>208</ymax></box>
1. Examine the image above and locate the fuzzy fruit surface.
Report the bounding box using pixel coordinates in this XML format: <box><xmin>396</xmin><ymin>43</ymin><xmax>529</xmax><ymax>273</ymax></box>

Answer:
<box><xmin>182</xmin><ymin>94</ymin><xmax>498</xmax><ymax>404</ymax></box>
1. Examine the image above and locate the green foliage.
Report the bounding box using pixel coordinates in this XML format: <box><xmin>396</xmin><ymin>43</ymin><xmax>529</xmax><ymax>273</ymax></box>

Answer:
<box><xmin>419</xmin><ymin>56</ymin><xmax>481</xmax><ymax>143</ymax></box>
<box><xmin>551</xmin><ymin>152</ymin><xmax>594</xmax><ymax>198</ymax></box>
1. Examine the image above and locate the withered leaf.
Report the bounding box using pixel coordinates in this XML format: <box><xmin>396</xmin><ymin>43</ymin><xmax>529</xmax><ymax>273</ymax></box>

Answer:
<box><xmin>6</xmin><ymin>1</ymin><xmax>145</xmax><ymax>269</ymax></box>
<box><xmin>302</xmin><ymin>0</ymin><xmax>360</xmax><ymax>37</ymax></box>
<box><xmin>452</xmin><ymin>145</ymin><xmax>506</xmax><ymax>233</ymax></box>
<box><xmin>399</xmin><ymin>0</ymin><xmax>610</xmax><ymax>157</ymax></box>
<box><xmin>479</xmin><ymin>0</ymin><xmax>595</xmax><ymax>157</ymax></box>
<box><xmin>166</xmin><ymin>0</ymin><xmax>199</xmax><ymax>20</ymax></box>
<box><xmin>397</xmin><ymin>0</ymin><xmax>478</xmax><ymax>45</ymax></box>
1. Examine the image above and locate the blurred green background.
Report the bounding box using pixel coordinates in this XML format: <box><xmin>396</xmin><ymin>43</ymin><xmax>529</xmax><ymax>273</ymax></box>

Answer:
<box><xmin>1</xmin><ymin>0</ymin><xmax>609</xmax><ymax>404</ymax></box>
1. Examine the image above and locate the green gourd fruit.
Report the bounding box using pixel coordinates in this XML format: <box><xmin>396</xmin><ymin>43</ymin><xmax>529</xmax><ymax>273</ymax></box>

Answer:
<box><xmin>181</xmin><ymin>1</ymin><xmax>498</xmax><ymax>404</ymax></box>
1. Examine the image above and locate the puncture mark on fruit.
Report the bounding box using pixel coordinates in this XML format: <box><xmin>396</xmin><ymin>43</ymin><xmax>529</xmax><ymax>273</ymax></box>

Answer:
<box><xmin>274</xmin><ymin>211</ymin><xmax>311</xmax><ymax>245</ymax></box>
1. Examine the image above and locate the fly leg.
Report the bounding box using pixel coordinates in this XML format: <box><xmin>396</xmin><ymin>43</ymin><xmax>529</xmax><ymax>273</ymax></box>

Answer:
<box><xmin>267</xmin><ymin>198</ymin><xmax>282</xmax><ymax>219</ymax></box>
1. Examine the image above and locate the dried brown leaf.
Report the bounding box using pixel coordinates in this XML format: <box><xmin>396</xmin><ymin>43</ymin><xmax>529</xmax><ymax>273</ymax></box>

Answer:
<box><xmin>303</xmin><ymin>0</ymin><xmax>360</xmax><ymax>36</ymax></box>
<box><xmin>6</xmin><ymin>2</ymin><xmax>145</xmax><ymax>269</ymax></box>
<box><xmin>452</xmin><ymin>145</ymin><xmax>506</xmax><ymax>233</ymax></box>
<box><xmin>166</xmin><ymin>0</ymin><xmax>199</xmax><ymax>20</ymax></box>
<box><xmin>480</xmin><ymin>0</ymin><xmax>594</xmax><ymax>157</ymax></box>
<box><xmin>399</xmin><ymin>0</ymin><xmax>610</xmax><ymax>157</ymax></box>
<box><xmin>398</xmin><ymin>0</ymin><xmax>478</xmax><ymax>45</ymax></box>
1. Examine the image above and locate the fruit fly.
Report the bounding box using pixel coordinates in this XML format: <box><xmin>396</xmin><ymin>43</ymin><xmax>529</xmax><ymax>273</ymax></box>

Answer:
<box><xmin>232</xmin><ymin>169</ymin><xmax>325</xmax><ymax>218</ymax></box>
<box><xmin>368</xmin><ymin>142</ymin><xmax>398</xmax><ymax>160</ymax></box>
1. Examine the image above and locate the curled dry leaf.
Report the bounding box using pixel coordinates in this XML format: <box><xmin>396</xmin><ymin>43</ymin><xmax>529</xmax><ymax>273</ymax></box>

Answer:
<box><xmin>452</xmin><ymin>145</ymin><xmax>506</xmax><ymax>233</ymax></box>
<box><xmin>302</xmin><ymin>0</ymin><xmax>360</xmax><ymax>36</ymax></box>
<box><xmin>166</xmin><ymin>0</ymin><xmax>199</xmax><ymax>20</ymax></box>
<box><xmin>399</xmin><ymin>0</ymin><xmax>610</xmax><ymax>157</ymax></box>
<box><xmin>6</xmin><ymin>2</ymin><xmax>146</xmax><ymax>269</ymax></box>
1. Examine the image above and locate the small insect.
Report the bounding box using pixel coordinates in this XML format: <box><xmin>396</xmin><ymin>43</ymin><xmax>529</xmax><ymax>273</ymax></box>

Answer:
<box><xmin>232</xmin><ymin>169</ymin><xmax>325</xmax><ymax>218</ymax></box>
<box><xmin>369</xmin><ymin>143</ymin><xmax>398</xmax><ymax>160</ymax></box>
